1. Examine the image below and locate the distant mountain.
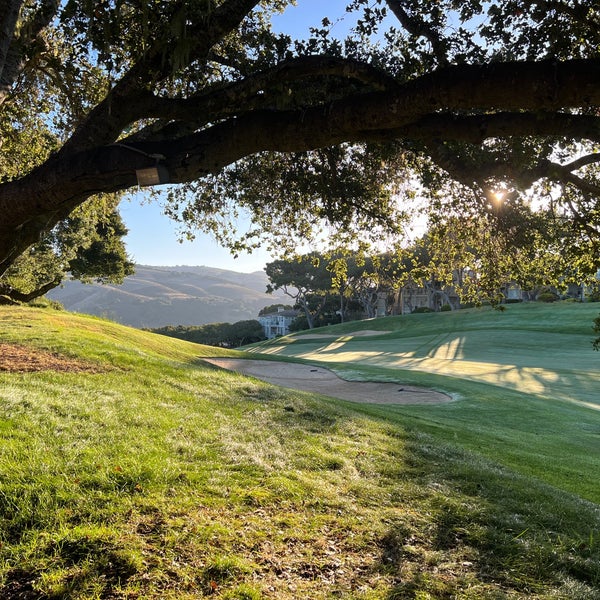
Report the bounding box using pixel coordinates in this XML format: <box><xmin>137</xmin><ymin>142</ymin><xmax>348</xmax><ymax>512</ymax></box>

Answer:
<box><xmin>47</xmin><ymin>265</ymin><xmax>287</xmax><ymax>328</ymax></box>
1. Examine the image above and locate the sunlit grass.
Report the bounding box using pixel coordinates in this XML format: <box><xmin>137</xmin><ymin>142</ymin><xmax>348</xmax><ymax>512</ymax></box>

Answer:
<box><xmin>250</xmin><ymin>302</ymin><xmax>600</xmax><ymax>504</ymax></box>
<box><xmin>0</xmin><ymin>305</ymin><xmax>599</xmax><ymax>598</ymax></box>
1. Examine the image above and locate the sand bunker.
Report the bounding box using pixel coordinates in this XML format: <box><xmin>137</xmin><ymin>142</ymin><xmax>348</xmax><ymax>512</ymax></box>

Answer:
<box><xmin>204</xmin><ymin>358</ymin><xmax>451</xmax><ymax>405</ymax></box>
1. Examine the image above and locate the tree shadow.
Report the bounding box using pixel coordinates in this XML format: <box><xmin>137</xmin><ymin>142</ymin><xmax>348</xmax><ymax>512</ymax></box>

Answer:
<box><xmin>0</xmin><ymin>535</ymin><xmax>138</xmax><ymax>599</ymax></box>
<box><xmin>374</xmin><ymin>437</ymin><xmax>600</xmax><ymax>599</ymax></box>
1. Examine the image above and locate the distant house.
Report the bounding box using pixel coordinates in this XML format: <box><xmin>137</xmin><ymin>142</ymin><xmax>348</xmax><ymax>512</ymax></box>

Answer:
<box><xmin>566</xmin><ymin>270</ymin><xmax>600</xmax><ymax>301</ymax></box>
<box><xmin>394</xmin><ymin>279</ymin><xmax>461</xmax><ymax>314</ymax></box>
<box><xmin>258</xmin><ymin>308</ymin><xmax>300</xmax><ymax>339</ymax></box>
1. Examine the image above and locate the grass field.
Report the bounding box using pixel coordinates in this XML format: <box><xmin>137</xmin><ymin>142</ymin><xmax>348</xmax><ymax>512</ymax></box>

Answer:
<box><xmin>249</xmin><ymin>302</ymin><xmax>600</xmax><ymax>503</ymax></box>
<box><xmin>0</xmin><ymin>303</ymin><xmax>599</xmax><ymax>598</ymax></box>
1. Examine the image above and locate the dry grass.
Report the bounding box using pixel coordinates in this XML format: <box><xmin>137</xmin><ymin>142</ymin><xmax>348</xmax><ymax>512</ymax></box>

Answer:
<box><xmin>0</xmin><ymin>342</ymin><xmax>106</xmax><ymax>373</ymax></box>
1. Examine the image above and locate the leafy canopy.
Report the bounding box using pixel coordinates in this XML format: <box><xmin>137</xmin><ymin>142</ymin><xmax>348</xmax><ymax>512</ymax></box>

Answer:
<box><xmin>0</xmin><ymin>0</ymin><xmax>599</xmax><ymax>285</ymax></box>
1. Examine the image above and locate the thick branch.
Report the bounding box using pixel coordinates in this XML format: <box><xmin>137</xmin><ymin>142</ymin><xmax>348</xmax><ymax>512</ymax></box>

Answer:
<box><xmin>561</xmin><ymin>153</ymin><xmax>600</xmax><ymax>172</ymax></box>
<box><xmin>123</xmin><ymin>58</ymin><xmax>600</xmax><ymax>149</ymax></box>
<box><xmin>0</xmin><ymin>0</ymin><xmax>23</xmax><ymax>78</ymax></box>
<box><xmin>559</xmin><ymin>172</ymin><xmax>600</xmax><ymax>197</ymax></box>
<box><xmin>0</xmin><ymin>276</ymin><xmax>62</xmax><ymax>303</ymax></box>
<box><xmin>376</xmin><ymin>112</ymin><xmax>600</xmax><ymax>145</ymax></box>
<box><xmin>127</xmin><ymin>56</ymin><xmax>399</xmax><ymax>142</ymax></box>
<box><xmin>425</xmin><ymin>143</ymin><xmax>600</xmax><ymax>195</ymax></box>
<box><xmin>384</xmin><ymin>0</ymin><xmax>449</xmax><ymax>66</ymax></box>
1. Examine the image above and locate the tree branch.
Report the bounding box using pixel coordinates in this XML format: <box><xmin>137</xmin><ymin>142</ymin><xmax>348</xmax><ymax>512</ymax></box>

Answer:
<box><xmin>424</xmin><ymin>142</ymin><xmax>600</xmax><ymax>198</ymax></box>
<box><xmin>0</xmin><ymin>0</ymin><xmax>23</xmax><ymax>79</ymax></box>
<box><xmin>59</xmin><ymin>0</ymin><xmax>261</xmax><ymax>154</ymax></box>
<box><xmin>126</xmin><ymin>55</ymin><xmax>399</xmax><ymax>142</ymax></box>
<box><xmin>2</xmin><ymin>57</ymin><xmax>600</xmax><ymax>275</ymax></box>
<box><xmin>384</xmin><ymin>0</ymin><xmax>449</xmax><ymax>66</ymax></box>
<box><xmin>561</xmin><ymin>153</ymin><xmax>600</xmax><ymax>172</ymax></box>
<box><xmin>373</xmin><ymin>112</ymin><xmax>600</xmax><ymax>145</ymax></box>
<box><xmin>0</xmin><ymin>276</ymin><xmax>62</xmax><ymax>303</ymax></box>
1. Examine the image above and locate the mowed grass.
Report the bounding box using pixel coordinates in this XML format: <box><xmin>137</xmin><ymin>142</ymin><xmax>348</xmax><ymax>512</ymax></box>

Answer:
<box><xmin>249</xmin><ymin>302</ymin><xmax>600</xmax><ymax>503</ymax></box>
<box><xmin>0</xmin><ymin>305</ymin><xmax>599</xmax><ymax>598</ymax></box>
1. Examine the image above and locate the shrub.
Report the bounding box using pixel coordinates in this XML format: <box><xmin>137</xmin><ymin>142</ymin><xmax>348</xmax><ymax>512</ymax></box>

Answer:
<box><xmin>412</xmin><ymin>306</ymin><xmax>433</xmax><ymax>313</ymax></box>
<box><xmin>30</xmin><ymin>297</ymin><xmax>64</xmax><ymax>310</ymax></box>
<box><xmin>586</xmin><ymin>286</ymin><xmax>600</xmax><ymax>302</ymax></box>
<box><xmin>537</xmin><ymin>291</ymin><xmax>559</xmax><ymax>303</ymax></box>
<box><xmin>440</xmin><ymin>304</ymin><xmax>452</xmax><ymax>312</ymax></box>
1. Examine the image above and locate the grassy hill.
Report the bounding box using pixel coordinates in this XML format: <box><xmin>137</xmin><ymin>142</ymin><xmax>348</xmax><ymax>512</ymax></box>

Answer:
<box><xmin>0</xmin><ymin>304</ymin><xmax>599</xmax><ymax>599</ymax></box>
<box><xmin>47</xmin><ymin>265</ymin><xmax>285</xmax><ymax>328</ymax></box>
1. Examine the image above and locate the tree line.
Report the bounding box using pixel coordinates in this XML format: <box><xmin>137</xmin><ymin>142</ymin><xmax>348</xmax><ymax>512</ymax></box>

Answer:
<box><xmin>149</xmin><ymin>320</ymin><xmax>265</xmax><ymax>348</ymax></box>
<box><xmin>265</xmin><ymin>231</ymin><xmax>600</xmax><ymax>331</ymax></box>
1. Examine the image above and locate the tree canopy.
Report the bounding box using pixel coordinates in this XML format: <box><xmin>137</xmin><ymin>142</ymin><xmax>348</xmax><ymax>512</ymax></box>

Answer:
<box><xmin>0</xmin><ymin>194</ymin><xmax>134</xmax><ymax>303</ymax></box>
<box><xmin>150</xmin><ymin>320</ymin><xmax>265</xmax><ymax>347</ymax></box>
<box><xmin>1</xmin><ymin>0</ymin><xmax>600</xmax><ymax>278</ymax></box>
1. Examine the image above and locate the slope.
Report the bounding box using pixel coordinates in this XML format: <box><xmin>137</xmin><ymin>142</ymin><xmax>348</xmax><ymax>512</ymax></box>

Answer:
<box><xmin>0</xmin><ymin>306</ymin><xmax>599</xmax><ymax>599</ymax></box>
<box><xmin>248</xmin><ymin>302</ymin><xmax>600</xmax><ymax>502</ymax></box>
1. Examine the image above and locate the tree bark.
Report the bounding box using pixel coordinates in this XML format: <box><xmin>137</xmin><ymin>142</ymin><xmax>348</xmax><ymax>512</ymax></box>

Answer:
<box><xmin>0</xmin><ymin>0</ymin><xmax>24</xmax><ymax>104</ymax></box>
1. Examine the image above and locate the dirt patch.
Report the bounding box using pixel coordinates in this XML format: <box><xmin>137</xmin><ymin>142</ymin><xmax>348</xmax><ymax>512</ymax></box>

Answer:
<box><xmin>204</xmin><ymin>358</ymin><xmax>451</xmax><ymax>405</ymax></box>
<box><xmin>0</xmin><ymin>343</ymin><xmax>105</xmax><ymax>373</ymax></box>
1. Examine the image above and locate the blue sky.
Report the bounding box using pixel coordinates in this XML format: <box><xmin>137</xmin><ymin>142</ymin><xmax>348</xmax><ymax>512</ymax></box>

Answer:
<box><xmin>120</xmin><ymin>0</ymin><xmax>354</xmax><ymax>273</ymax></box>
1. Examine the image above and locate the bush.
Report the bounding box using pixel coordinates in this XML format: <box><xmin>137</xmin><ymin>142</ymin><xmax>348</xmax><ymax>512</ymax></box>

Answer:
<box><xmin>537</xmin><ymin>291</ymin><xmax>559</xmax><ymax>303</ymax></box>
<box><xmin>440</xmin><ymin>304</ymin><xmax>452</xmax><ymax>312</ymax></box>
<box><xmin>412</xmin><ymin>306</ymin><xmax>433</xmax><ymax>313</ymax></box>
<box><xmin>150</xmin><ymin>320</ymin><xmax>265</xmax><ymax>347</ymax></box>
<box><xmin>586</xmin><ymin>286</ymin><xmax>600</xmax><ymax>302</ymax></box>
<box><xmin>29</xmin><ymin>297</ymin><xmax>64</xmax><ymax>310</ymax></box>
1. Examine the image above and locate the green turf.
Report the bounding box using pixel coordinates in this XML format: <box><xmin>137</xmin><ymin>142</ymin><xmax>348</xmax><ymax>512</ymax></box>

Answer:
<box><xmin>0</xmin><ymin>304</ymin><xmax>599</xmax><ymax>598</ymax></box>
<box><xmin>249</xmin><ymin>302</ymin><xmax>600</xmax><ymax>503</ymax></box>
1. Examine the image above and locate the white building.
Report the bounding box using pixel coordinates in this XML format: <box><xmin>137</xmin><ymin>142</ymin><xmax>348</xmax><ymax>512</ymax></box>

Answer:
<box><xmin>258</xmin><ymin>308</ymin><xmax>300</xmax><ymax>339</ymax></box>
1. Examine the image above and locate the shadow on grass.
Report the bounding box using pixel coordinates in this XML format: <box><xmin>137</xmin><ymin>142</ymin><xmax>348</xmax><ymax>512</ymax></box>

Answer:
<box><xmin>376</xmin><ymin>437</ymin><xmax>600</xmax><ymax>599</ymax></box>
<box><xmin>261</xmin><ymin>387</ymin><xmax>600</xmax><ymax>597</ymax></box>
<box><xmin>0</xmin><ymin>531</ymin><xmax>139</xmax><ymax>599</ymax></box>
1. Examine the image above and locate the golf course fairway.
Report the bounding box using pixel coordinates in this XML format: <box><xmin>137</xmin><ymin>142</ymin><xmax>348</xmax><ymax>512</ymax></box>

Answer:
<box><xmin>248</xmin><ymin>302</ymin><xmax>600</xmax><ymax>502</ymax></box>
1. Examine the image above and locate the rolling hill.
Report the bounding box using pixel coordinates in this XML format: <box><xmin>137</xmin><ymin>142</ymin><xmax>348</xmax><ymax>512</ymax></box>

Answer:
<box><xmin>1</xmin><ymin>304</ymin><xmax>599</xmax><ymax>598</ymax></box>
<box><xmin>47</xmin><ymin>264</ymin><xmax>287</xmax><ymax>328</ymax></box>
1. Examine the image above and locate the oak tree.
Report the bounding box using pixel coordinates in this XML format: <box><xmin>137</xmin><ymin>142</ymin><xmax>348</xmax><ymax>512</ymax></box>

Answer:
<box><xmin>0</xmin><ymin>194</ymin><xmax>134</xmax><ymax>303</ymax></box>
<box><xmin>265</xmin><ymin>253</ymin><xmax>333</xmax><ymax>329</ymax></box>
<box><xmin>1</xmin><ymin>0</ymin><xmax>599</xmax><ymax>280</ymax></box>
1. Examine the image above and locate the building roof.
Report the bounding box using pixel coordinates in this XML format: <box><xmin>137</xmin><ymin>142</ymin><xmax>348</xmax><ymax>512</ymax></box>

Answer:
<box><xmin>259</xmin><ymin>309</ymin><xmax>299</xmax><ymax>318</ymax></box>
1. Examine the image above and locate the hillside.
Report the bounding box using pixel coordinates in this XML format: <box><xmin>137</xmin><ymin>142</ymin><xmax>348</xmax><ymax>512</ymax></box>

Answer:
<box><xmin>1</xmin><ymin>305</ymin><xmax>599</xmax><ymax>598</ymax></box>
<box><xmin>47</xmin><ymin>264</ymin><xmax>286</xmax><ymax>328</ymax></box>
